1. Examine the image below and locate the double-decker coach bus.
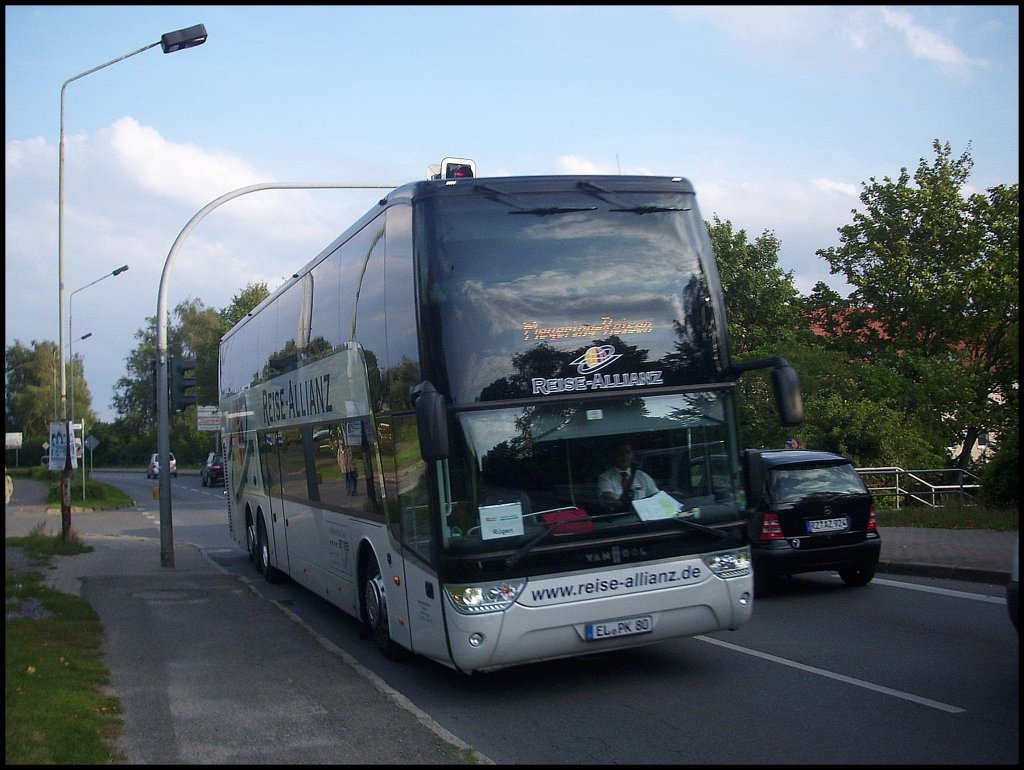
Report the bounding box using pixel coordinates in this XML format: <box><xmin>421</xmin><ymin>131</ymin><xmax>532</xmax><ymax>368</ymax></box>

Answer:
<box><xmin>219</xmin><ymin>159</ymin><xmax>803</xmax><ymax>674</ymax></box>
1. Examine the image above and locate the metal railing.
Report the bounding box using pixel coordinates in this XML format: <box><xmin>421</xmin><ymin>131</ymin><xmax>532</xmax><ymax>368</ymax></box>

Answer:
<box><xmin>856</xmin><ymin>467</ymin><xmax>981</xmax><ymax>509</ymax></box>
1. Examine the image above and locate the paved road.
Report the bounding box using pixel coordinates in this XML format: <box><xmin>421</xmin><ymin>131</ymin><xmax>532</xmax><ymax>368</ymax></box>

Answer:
<box><xmin>6</xmin><ymin>475</ymin><xmax>1016</xmax><ymax>763</ymax></box>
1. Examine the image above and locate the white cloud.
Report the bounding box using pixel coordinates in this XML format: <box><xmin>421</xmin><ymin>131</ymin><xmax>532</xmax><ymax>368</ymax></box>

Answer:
<box><xmin>812</xmin><ymin>178</ymin><xmax>859</xmax><ymax>198</ymax></box>
<box><xmin>556</xmin><ymin>155</ymin><xmax>653</xmax><ymax>176</ymax></box>
<box><xmin>5</xmin><ymin>121</ymin><xmax>386</xmax><ymax>421</ymax></box>
<box><xmin>672</xmin><ymin>5</ymin><xmax>986</xmax><ymax>77</ymax></box>
<box><xmin>879</xmin><ymin>6</ymin><xmax>987</xmax><ymax>77</ymax></box>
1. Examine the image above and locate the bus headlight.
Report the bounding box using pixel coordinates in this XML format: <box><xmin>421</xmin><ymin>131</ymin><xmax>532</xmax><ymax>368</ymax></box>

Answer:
<box><xmin>445</xmin><ymin>579</ymin><xmax>527</xmax><ymax>614</ymax></box>
<box><xmin>702</xmin><ymin>547</ymin><xmax>751</xmax><ymax>579</ymax></box>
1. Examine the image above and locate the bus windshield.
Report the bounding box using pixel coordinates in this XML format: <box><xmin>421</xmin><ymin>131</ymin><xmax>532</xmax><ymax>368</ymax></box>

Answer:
<box><xmin>418</xmin><ymin>180</ymin><xmax>729</xmax><ymax>405</ymax></box>
<box><xmin>440</xmin><ymin>391</ymin><xmax>743</xmax><ymax>568</ymax></box>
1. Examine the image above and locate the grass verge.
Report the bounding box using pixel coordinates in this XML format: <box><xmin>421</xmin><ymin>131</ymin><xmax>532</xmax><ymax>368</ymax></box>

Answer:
<box><xmin>6</xmin><ymin>467</ymin><xmax>134</xmax><ymax>511</ymax></box>
<box><xmin>5</xmin><ymin>525</ymin><xmax>124</xmax><ymax>764</ymax></box>
<box><xmin>877</xmin><ymin>502</ymin><xmax>1017</xmax><ymax>531</ymax></box>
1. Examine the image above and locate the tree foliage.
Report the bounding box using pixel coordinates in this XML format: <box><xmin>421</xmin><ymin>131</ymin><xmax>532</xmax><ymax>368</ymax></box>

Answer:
<box><xmin>6</xmin><ymin>145</ymin><xmax>1016</xmax><ymax>506</ymax></box>
<box><xmin>816</xmin><ymin>140</ymin><xmax>1019</xmax><ymax>469</ymax></box>
<box><xmin>4</xmin><ymin>339</ymin><xmax>96</xmax><ymax>461</ymax></box>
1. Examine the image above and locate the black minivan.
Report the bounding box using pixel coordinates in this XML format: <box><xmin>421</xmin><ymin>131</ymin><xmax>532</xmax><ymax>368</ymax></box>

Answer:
<box><xmin>742</xmin><ymin>449</ymin><xmax>880</xmax><ymax>594</ymax></box>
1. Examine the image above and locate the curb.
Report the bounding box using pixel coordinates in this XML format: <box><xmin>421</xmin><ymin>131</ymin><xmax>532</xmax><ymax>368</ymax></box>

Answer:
<box><xmin>878</xmin><ymin>560</ymin><xmax>1010</xmax><ymax>586</ymax></box>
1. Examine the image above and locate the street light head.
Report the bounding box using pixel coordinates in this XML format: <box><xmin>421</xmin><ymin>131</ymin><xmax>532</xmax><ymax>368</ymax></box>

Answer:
<box><xmin>160</xmin><ymin>24</ymin><xmax>208</xmax><ymax>54</ymax></box>
<box><xmin>113</xmin><ymin>265</ymin><xmax>129</xmax><ymax>276</ymax></box>
<box><xmin>81</xmin><ymin>332</ymin><xmax>93</xmax><ymax>341</ymax></box>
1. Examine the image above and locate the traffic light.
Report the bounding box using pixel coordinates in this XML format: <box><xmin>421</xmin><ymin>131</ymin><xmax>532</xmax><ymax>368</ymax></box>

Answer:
<box><xmin>170</xmin><ymin>356</ymin><xmax>197</xmax><ymax>413</ymax></box>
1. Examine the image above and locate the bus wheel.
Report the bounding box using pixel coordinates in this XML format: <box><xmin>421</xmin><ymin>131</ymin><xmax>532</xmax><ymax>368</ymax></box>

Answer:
<box><xmin>363</xmin><ymin>557</ymin><xmax>404</xmax><ymax>660</ymax></box>
<box><xmin>257</xmin><ymin>515</ymin><xmax>284</xmax><ymax>584</ymax></box>
<box><xmin>245</xmin><ymin>517</ymin><xmax>257</xmax><ymax>564</ymax></box>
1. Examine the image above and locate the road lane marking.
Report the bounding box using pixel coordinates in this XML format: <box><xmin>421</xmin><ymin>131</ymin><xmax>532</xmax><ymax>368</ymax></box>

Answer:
<box><xmin>696</xmin><ymin>635</ymin><xmax>966</xmax><ymax>714</ymax></box>
<box><xmin>872</xmin><ymin>577</ymin><xmax>1005</xmax><ymax>603</ymax></box>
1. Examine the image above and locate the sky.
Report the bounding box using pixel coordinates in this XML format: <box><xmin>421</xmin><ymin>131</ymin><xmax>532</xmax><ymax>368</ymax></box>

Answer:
<box><xmin>5</xmin><ymin>5</ymin><xmax>1019</xmax><ymax>424</ymax></box>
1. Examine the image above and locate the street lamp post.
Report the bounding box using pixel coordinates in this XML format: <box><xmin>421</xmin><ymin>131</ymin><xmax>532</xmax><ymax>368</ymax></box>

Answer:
<box><xmin>156</xmin><ymin>182</ymin><xmax>396</xmax><ymax>567</ymax></box>
<box><xmin>57</xmin><ymin>24</ymin><xmax>207</xmax><ymax>540</ymax></box>
<box><xmin>70</xmin><ymin>265</ymin><xmax>128</xmax><ymax>500</ymax></box>
<box><xmin>69</xmin><ymin>265</ymin><xmax>128</xmax><ymax>430</ymax></box>
<box><xmin>47</xmin><ymin>334</ymin><xmax>92</xmax><ymax>420</ymax></box>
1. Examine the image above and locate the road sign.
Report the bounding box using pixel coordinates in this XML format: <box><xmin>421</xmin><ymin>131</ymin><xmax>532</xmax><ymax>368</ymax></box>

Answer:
<box><xmin>48</xmin><ymin>421</ymin><xmax>77</xmax><ymax>470</ymax></box>
<box><xmin>197</xmin><ymin>405</ymin><xmax>221</xmax><ymax>432</ymax></box>
<box><xmin>85</xmin><ymin>435</ymin><xmax>100</xmax><ymax>451</ymax></box>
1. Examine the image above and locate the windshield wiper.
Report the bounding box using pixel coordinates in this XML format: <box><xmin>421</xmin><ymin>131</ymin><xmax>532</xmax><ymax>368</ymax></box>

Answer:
<box><xmin>609</xmin><ymin>205</ymin><xmax>690</xmax><ymax>215</ymax></box>
<box><xmin>474</xmin><ymin>182</ymin><xmax>596</xmax><ymax>217</ymax></box>
<box><xmin>664</xmin><ymin>514</ymin><xmax>731</xmax><ymax>540</ymax></box>
<box><xmin>504</xmin><ymin>508</ymin><xmax>727</xmax><ymax>568</ymax></box>
<box><xmin>576</xmin><ymin>180</ymin><xmax>690</xmax><ymax>214</ymax></box>
<box><xmin>473</xmin><ymin>182</ymin><xmax>528</xmax><ymax>210</ymax></box>
<box><xmin>504</xmin><ymin>518</ymin><xmax>579</xmax><ymax>569</ymax></box>
<box><xmin>509</xmin><ymin>206</ymin><xmax>597</xmax><ymax>216</ymax></box>
<box><xmin>504</xmin><ymin>510</ymin><xmax>625</xmax><ymax>568</ymax></box>
<box><xmin>801</xmin><ymin>491</ymin><xmax>865</xmax><ymax>503</ymax></box>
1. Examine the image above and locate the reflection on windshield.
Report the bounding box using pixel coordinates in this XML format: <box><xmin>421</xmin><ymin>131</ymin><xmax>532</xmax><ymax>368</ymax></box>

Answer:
<box><xmin>422</xmin><ymin>188</ymin><xmax>728</xmax><ymax>404</ymax></box>
<box><xmin>769</xmin><ymin>464</ymin><xmax>869</xmax><ymax>505</ymax></box>
<box><xmin>440</xmin><ymin>392</ymin><xmax>741</xmax><ymax>559</ymax></box>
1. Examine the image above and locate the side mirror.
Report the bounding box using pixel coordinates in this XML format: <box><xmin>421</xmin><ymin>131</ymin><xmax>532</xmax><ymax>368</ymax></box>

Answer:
<box><xmin>771</xmin><ymin>363</ymin><xmax>804</xmax><ymax>427</ymax></box>
<box><xmin>410</xmin><ymin>381</ymin><xmax>449</xmax><ymax>462</ymax></box>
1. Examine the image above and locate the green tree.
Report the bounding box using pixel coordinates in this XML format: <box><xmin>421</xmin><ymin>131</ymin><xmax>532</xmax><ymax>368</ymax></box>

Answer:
<box><xmin>220</xmin><ymin>282</ymin><xmax>270</xmax><ymax>328</ymax></box>
<box><xmin>816</xmin><ymin>140</ymin><xmax>1019</xmax><ymax>469</ymax></box>
<box><xmin>174</xmin><ymin>298</ymin><xmax>226</xmax><ymax>408</ymax></box>
<box><xmin>104</xmin><ymin>285</ymin><xmax>272</xmax><ymax>466</ymax></box>
<box><xmin>707</xmin><ymin>217</ymin><xmax>804</xmax><ymax>356</ymax></box>
<box><xmin>5</xmin><ymin>339</ymin><xmax>97</xmax><ymax>466</ymax></box>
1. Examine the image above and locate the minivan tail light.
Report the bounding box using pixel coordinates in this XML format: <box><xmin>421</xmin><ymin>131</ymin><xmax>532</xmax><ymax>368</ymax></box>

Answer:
<box><xmin>760</xmin><ymin>512</ymin><xmax>784</xmax><ymax>541</ymax></box>
<box><xmin>867</xmin><ymin>504</ymin><xmax>878</xmax><ymax>533</ymax></box>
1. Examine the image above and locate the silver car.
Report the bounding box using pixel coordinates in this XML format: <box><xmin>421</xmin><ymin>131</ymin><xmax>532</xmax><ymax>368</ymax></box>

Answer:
<box><xmin>146</xmin><ymin>452</ymin><xmax>177</xmax><ymax>479</ymax></box>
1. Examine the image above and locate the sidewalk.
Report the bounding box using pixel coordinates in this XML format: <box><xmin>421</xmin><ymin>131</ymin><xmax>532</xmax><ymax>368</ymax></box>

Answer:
<box><xmin>5</xmin><ymin>478</ymin><xmax>485</xmax><ymax>765</ymax></box>
<box><xmin>5</xmin><ymin>477</ymin><xmax>1016</xmax><ymax>762</ymax></box>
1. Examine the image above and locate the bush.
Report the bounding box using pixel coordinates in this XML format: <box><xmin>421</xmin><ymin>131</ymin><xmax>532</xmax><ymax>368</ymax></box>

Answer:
<box><xmin>978</xmin><ymin>432</ymin><xmax>1018</xmax><ymax>507</ymax></box>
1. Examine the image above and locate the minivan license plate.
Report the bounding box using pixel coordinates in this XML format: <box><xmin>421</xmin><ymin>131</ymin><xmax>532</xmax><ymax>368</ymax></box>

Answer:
<box><xmin>585</xmin><ymin>614</ymin><xmax>653</xmax><ymax>641</ymax></box>
<box><xmin>807</xmin><ymin>516</ymin><xmax>848</xmax><ymax>533</ymax></box>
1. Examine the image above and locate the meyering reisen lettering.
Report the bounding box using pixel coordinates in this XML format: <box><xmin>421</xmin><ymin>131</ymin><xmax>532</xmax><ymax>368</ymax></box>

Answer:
<box><xmin>262</xmin><ymin>374</ymin><xmax>333</xmax><ymax>425</ymax></box>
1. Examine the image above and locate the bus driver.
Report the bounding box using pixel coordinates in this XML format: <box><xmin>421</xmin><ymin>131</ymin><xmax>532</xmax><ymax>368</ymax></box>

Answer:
<box><xmin>598</xmin><ymin>442</ymin><xmax>659</xmax><ymax>512</ymax></box>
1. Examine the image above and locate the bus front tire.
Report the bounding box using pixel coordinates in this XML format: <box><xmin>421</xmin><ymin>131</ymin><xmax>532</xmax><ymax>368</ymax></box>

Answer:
<box><xmin>363</xmin><ymin>556</ymin><xmax>406</xmax><ymax>661</ymax></box>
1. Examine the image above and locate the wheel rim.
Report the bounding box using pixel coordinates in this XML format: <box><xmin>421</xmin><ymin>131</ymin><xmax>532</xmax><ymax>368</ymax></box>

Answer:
<box><xmin>259</xmin><ymin>521</ymin><xmax>270</xmax><ymax>573</ymax></box>
<box><xmin>365</xmin><ymin>570</ymin><xmax>387</xmax><ymax>634</ymax></box>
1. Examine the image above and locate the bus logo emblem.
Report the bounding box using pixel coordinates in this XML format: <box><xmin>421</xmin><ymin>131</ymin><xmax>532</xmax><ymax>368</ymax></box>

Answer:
<box><xmin>570</xmin><ymin>345</ymin><xmax>621</xmax><ymax>374</ymax></box>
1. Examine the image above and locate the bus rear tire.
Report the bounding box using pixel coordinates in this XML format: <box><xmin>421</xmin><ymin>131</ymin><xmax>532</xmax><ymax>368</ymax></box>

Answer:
<box><xmin>363</xmin><ymin>556</ymin><xmax>405</xmax><ymax>661</ymax></box>
<box><xmin>246</xmin><ymin>515</ymin><xmax>258</xmax><ymax>564</ymax></box>
<box><xmin>257</xmin><ymin>515</ymin><xmax>284</xmax><ymax>584</ymax></box>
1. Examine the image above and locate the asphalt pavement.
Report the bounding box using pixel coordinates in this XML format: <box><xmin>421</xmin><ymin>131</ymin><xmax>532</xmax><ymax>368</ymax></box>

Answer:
<box><xmin>5</xmin><ymin>477</ymin><xmax>486</xmax><ymax>765</ymax></box>
<box><xmin>6</xmin><ymin>475</ymin><xmax>1017</xmax><ymax>763</ymax></box>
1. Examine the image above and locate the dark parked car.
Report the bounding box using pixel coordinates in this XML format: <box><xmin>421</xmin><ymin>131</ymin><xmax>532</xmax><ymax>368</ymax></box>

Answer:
<box><xmin>742</xmin><ymin>448</ymin><xmax>881</xmax><ymax>595</ymax></box>
<box><xmin>200</xmin><ymin>452</ymin><xmax>224</xmax><ymax>487</ymax></box>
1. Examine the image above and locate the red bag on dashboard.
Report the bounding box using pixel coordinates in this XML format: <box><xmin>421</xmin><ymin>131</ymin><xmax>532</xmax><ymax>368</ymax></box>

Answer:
<box><xmin>541</xmin><ymin>507</ymin><xmax>593</xmax><ymax>534</ymax></box>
